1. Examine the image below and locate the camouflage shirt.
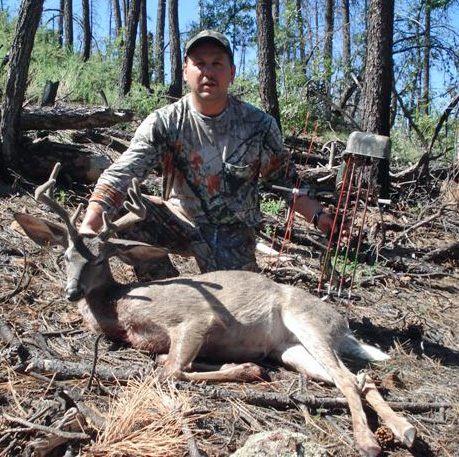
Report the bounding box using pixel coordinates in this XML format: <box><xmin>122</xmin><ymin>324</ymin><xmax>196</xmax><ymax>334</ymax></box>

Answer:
<box><xmin>91</xmin><ymin>94</ymin><xmax>299</xmax><ymax>226</ymax></box>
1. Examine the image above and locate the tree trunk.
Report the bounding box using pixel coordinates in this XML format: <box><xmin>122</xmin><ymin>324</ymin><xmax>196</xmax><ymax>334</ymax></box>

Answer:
<box><xmin>0</xmin><ymin>0</ymin><xmax>45</xmax><ymax>180</ymax></box>
<box><xmin>296</xmin><ymin>0</ymin><xmax>305</xmax><ymax>63</ymax></box>
<box><xmin>122</xmin><ymin>0</ymin><xmax>129</xmax><ymax>27</ymax></box>
<box><xmin>422</xmin><ymin>3</ymin><xmax>431</xmax><ymax>116</ymax></box>
<box><xmin>168</xmin><ymin>0</ymin><xmax>182</xmax><ymax>99</ymax></box>
<box><xmin>284</xmin><ymin>0</ymin><xmax>292</xmax><ymax>62</ymax></box>
<box><xmin>362</xmin><ymin>0</ymin><xmax>394</xmax><ymax>198</ymax></box>
<box><xmin>138</xmin><ymin>0</ymin><xmax>150</xmax><ymax>89</ymax></box>
<box><xmin>119</xmin><ymin>0</ymin><xmax>141</xmax><ymax>98</ymax></box>
<box><xmin>323</xmin><ymin>0</ymin><xmax>334</xmax><ymax>110</ymax></box>
<box><xmin>113</xmin><ymin>0</ymin><xmax>123</xmax><ymax>40</ymax></box>
<box><xmin>64</xmin><ymin>0</ymin><xmax>73</xmax><ymax>51</ymax></box>
<box><xmin>82</xmin><ymin>0</ymin><xmax>91</xmax><ymax>61</ymax></box>
<box><xmin>256</xmin><ymin>0</ymin><xmax>281</xmax><ymax>131</ymax></box>
<box><xmin>341</xmin><ymin>0</ymin><xmax>351</xmax><ymax>76</ymax></box>
<box><xmin>272</xmin><ymin>0</ymin><xmax>279</xmax><ymax>24</ymax></box>
<box><xmin>154</xmin><ymin>0</ymin><xmax>166</xmax><ymax>85</ymax></box>
<box><xmin>58</xmin><ymin>0</ymin><xmax>64</xmax><ymax>46</ymax></box>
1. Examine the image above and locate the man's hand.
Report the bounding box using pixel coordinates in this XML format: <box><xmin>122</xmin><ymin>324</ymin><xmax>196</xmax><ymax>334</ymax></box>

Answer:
<box><xmin>79</xmin><ymin>202</ymin><xmax>104</xmax><ymax>236</ymax></box>
<box><xmin>317</xmin><ymin>212</ymin><xmax>351</xmax><ymax>245</ymax></box>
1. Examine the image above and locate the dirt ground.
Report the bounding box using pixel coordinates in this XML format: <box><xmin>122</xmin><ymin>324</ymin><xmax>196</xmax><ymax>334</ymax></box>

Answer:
<box><xmin>0</xmin><ymin>162</ymin><xmax>458</xmax><ymax>457</ymax></box>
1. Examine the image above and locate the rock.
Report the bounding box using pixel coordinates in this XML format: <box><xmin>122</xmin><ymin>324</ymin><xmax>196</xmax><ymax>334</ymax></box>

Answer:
<box><xmin>230</xmin><ymin>429</ymin><xmax>328</xmax><ymax>457</ymax></box>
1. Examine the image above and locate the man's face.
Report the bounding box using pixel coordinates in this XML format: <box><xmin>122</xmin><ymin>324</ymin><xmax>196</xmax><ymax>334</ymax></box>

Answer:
<box><xmin>184</xmin><ymin>42</ymin><xmax>236</xmax><ymax>105</ymax></box>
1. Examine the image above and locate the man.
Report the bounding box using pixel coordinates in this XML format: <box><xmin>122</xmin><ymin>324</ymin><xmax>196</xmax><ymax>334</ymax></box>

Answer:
<box><xmin>79</xmin><ymin>30</ymin><xmax>337</xmax><ymax>278</ymax></box>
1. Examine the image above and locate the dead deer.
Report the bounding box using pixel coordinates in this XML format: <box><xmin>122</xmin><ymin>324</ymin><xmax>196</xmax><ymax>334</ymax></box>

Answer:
<box><xmin>14</xmin><ymin>163</ymin><xmax>415</xmax><ymax>457</ymax></box>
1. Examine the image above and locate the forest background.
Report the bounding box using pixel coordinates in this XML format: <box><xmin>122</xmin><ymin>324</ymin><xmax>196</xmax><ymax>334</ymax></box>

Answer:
<box><xmin>0</xmin><ymin>0</ymin><xmax>459</xmax><ymax>176</ymax></box>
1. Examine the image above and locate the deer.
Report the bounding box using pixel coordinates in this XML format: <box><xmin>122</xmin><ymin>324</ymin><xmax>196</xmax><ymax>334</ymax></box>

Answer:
<box><xmin>14</xmin><ymin>163</ymin><xmax>415</xmax><ymax>457</ymax></box>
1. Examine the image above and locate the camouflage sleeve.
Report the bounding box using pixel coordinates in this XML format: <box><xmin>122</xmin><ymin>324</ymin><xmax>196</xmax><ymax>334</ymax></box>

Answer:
<box><xmin>89</xmin><ymin>112</ymin><xmax>167</xmax><ymax>215</ymax></box>
<box><xmin>258</xmin><ymin>116</ymin><xmax>302</xmax><ymax>202</ymax></box>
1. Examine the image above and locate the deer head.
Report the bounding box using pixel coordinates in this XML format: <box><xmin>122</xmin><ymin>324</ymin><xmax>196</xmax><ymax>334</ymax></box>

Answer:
<box><xmin>15</xmin><ymin>163</ymin><xmax>168</xmax><ymax>301</ymax></box>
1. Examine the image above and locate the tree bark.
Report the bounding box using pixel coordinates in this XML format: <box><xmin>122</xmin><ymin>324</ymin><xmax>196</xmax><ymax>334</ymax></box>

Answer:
<box><xmin>362</xmin><ymin>0</ymin><xmax>394</xmax><ymax>198</ymax></box>
<box><xmin>19</xmin><ymin>106</ymin><xmax>134</xmax><ymax>131</ymax></box>
<box><xmin>20</xmin><ymin>140</ymin><xmax>112</xmax><ymax>184</ymax></box>
<box><xmin>113</xmin><ymin>0</ymin><xmax>123</xmax><ymax>40</ymax></box>
<box><xmin>168</xmin><ymin>0</ymin><xmax>182</xmax><ymax>99</ymax></box>
<box><xmin>256</xmin><ymin>0</ymin><xmax>281</xmax><ymax>131</ymax></box>
<box><xmin>119</xmin><ymin>0</ymin><xmax>141</xmax><ymax>98</ymax></box>
<box><xmin>138</xmin><ymin>0</ymin><xmax>150</xmax><ymax>89</ymax></box>
<box><xmin>154</xmin><ymin>0</ymin><xmax>166</xmax><ymax>85</ymax></box>
<box><xmin>323</xmin><ymin>0</ymin><xmax>334</xmax><ymax>113</ymax></box>
<box><xmin>272</xmin><ymin>0</ymin><xmax>279</xmax><ymax>24</ymax></box>
<box><xmin>296</xmin><ymin>0</ymin><xmax>305</xmax><ymax>63</ymax></box>
<box><xmin>82</xmin><ymin>0</ymin><xmax>91</xmax><ymax>61</ymax></box>
<box><xmin>422</xmin><ymin>3</ymin><xmax>431</xmax><ymax>116</ymax></box>
<box><xmin>341</xmin><ymin>0</ymin><xmax>351</xmax><ymax>76</ymax></box>
<box><xmin>0</xmin><ymin>0</ymin><xmax>45</xmax><ymax>180</ymax></box>
<box><xmin>58</xmin><ymin>0</ymin><xmax>64</xmax><ymax>47</ymax></box>
<box><xmin>64</xmin><ymin>0</ymin><xmax>73</xmax><ymax>51</ymax></box>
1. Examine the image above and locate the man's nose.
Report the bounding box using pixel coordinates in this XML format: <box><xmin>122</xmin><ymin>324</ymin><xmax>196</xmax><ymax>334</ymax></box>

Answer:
<box><xmin>201</xmin><ymin>64</ymin><xmax>215</xmax><ymax>77</ymax></box>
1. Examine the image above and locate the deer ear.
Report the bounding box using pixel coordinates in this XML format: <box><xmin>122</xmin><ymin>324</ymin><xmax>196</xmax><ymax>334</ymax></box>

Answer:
<box><xmin>106</xmin><ymin>239</ymin><xmax>169</xmax><ymax>265</ymax></box>
<box><xmin>13</xmin><ymin>213</ymin><xmax>68</xmax><ymax>247</ymax></box>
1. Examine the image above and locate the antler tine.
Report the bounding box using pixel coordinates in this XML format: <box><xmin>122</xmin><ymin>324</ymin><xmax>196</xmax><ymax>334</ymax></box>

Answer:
<box><xmin>98</xmin><ymin>179</ymin><xmax>146</xmax><ymax>240</ymax></box>
<box><xmin>34</xmin><ymin>163</ymin><xmax>79</xmax><ymax>238</ymax></box>
<box><xmin>124</xmin><ymin>178</ymin><xmax>147</xmax><ymax>220</ymax></box>
<box><xmin>70</xmin><ymin>203</ymin><xmax>84</xmax><ymax>226</ymax></box>
<box><xmin>100</xmin><ymin>211</ymin><xmax>118</xmax><ymax>240</ymax></box>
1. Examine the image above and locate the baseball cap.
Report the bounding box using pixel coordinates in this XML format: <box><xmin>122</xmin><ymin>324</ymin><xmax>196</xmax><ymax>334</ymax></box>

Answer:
<box><xmin>185</xmin><ymin>30</ymin><xmax>234</xmax><ymax>64</ymax></box>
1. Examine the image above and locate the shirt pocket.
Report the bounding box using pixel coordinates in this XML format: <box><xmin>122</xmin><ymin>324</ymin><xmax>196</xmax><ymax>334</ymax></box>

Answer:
<box><xmin>222</xmin><ymin>161</ymin><xmax>253</xmax><ymax>195</ymax></box>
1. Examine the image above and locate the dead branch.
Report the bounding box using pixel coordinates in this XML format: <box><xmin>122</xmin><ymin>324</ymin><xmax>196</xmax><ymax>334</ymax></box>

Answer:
<box><xmin>181</xmin><ymin>423</ymin><xmax>203</xmax><ymax>457</ymax></box>
<box><xmin>19</xmin><ymin>106</ymin><xmax>134</xmax><ymax>131</ymax></box>
<box><xmin>393</xmin><ymin>89</ymin><xmax>428</xmax><ymax>149</ymax></box>
<box><xmin>177</xmin><ymin>383</ymin><xmax>453</xmax><ymax>413</ymax></box>
<box><xmin>428</xmin><ymin>93</ymin><xmax>459</xmax><ymax>157</ymax></box>
<box><xmin>392</xmin><ymin>205</ymin><xmax>449</xmax><ymax>245</ymax></box>
<box><xmin>2</xmin><ymin>413</ymin><xmax>90</xmax><ymax>440</ymax></box>
<box><xmin>70</xmin><ymin>129</ymin><xmax>130</xmax><ymax>153</ymax></box>
<box><xmin>393</xmin><ymin>93</ymin><xmax>459</xmax><ymax>181</ymax></box>
<box><xmin>23</xmin><ymin>356</ymin><xmax>147</xmax><ymax>381</ymax></box>
<box><xmin>61</xmin><ymin>390</ymin><xmax>107</xmax><ymax>430</ymax></box>
<box><xmin>306</xmin><ymin>85</ymin><xmax>362</xmax><ymax>131</ymax></box>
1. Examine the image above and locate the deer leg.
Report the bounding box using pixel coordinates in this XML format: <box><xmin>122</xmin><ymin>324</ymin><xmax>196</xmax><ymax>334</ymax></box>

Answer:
<box><xmin>358</xmin><ymin>373</ymin><xmax>416</xmax><ymax>448</ymax></box>
<box><xmin>274</xmin><ymin>342</ymin><xmax>381</xmax><ymax>457</ymax></box>
<box><xmin>162</xmin><ymin>324</ymin><xmax>264</xmax><ymax>383</ymax></box>
<box><xmin>271</xmin><ymin>343</ymin><xmax>334</xmax><ymax>383</ymax></box>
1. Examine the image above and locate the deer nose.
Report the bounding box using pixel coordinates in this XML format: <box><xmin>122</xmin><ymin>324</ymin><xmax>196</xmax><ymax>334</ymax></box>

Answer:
<box><xmin>66</xmin><ymin>279</ymin><xmax>84</xmax><ymax>301</ymax></box>
<box><xmin>66</xmin><ymin>287</ymin><xmax>84</xmax><ymax>301</ymax></box>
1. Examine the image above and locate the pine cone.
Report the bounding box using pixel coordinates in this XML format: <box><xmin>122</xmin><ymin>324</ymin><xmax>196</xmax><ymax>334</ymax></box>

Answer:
<box><xmin>375</xmin><ymin>426</ymin><xmax>395</xmax><ymax>447</ymax></box>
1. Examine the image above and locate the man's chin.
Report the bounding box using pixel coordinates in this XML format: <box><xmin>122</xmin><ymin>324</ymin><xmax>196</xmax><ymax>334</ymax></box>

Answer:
<box><xmin>197</xmin><ymin>92</ymin><xmax>217</xmax><ymax>100</ymax></box>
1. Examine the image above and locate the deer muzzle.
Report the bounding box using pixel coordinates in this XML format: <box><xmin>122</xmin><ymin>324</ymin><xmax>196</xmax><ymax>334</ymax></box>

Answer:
<box><xmin>65</xmin><ymin>280</ymin><xmax>85</xmax><ymax>301</ymax></box>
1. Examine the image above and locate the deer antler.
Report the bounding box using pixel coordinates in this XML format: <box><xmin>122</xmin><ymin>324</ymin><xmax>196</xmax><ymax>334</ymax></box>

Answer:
<box><xmin>35</xmin><ymin>163</ymin><xmax>80</xmax><ymax>240</ymax></box>
<box><xmin>99</xmin><ymin>178</ymin><xmax>146</xmax><ymax>240</ymax></box>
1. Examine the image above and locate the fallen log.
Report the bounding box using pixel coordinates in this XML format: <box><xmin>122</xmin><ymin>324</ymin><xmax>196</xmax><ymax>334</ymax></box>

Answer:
<box><xmin>70</xmin><ymin>129</ymin><xmax>130</xmax><ymax>153</ymax></box>
<box><xmin>20</xmin><ymin>138</ymin><xmax>111</xmax><ymax>183</ymax></box>
<box><xmin>19</xmin><ymin>106</ymin><xmax>134</xmax><ymax>131</ymax></box>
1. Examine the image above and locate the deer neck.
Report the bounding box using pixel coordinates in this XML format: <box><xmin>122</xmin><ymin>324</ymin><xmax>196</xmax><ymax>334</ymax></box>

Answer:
<box><xmin>78</xmin><ymin>275</ymin><xmax>130</xmax><ymax>341</ymax></box>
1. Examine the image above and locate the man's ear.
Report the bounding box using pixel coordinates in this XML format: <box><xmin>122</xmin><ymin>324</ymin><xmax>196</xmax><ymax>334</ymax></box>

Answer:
<box><xmin>183</xmin><ymin>58</ymin><xmax>188</xmax><ymax>83</ymax></box>
<box><xmin>13</xmin><ymin>213</ymin><xmax>68</xmax><ymax>247</ymax></box>
<box><xmin>230</xmin><ymin>64</ymin><xmax>236</xmax><ymax>83</ymax></box>
<box><xmin>106</xmin><ymin>239</ymin><xmax>169</xmax><ymax>266</ymax></box>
